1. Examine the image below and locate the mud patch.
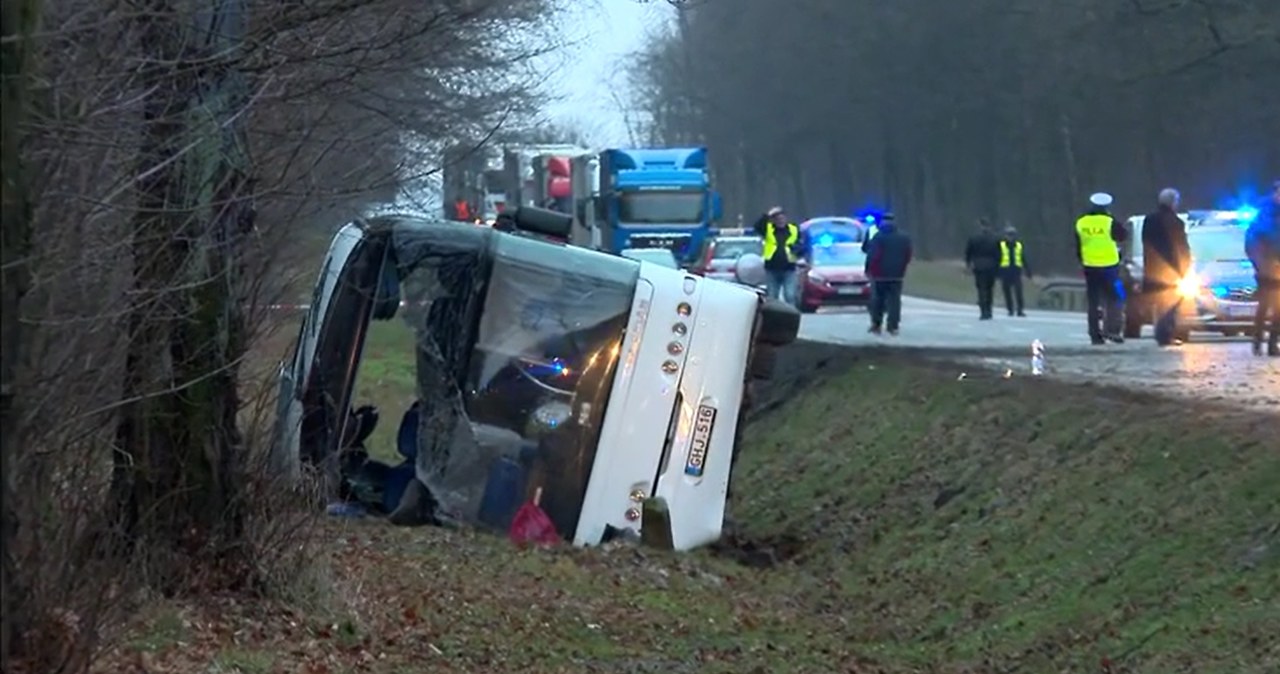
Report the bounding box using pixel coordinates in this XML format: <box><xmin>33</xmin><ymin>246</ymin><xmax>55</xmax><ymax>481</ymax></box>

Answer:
<box><xmin>711</xmin><ymin>530</ymin><xmax>807</xmax><ymax>568</ymax></box>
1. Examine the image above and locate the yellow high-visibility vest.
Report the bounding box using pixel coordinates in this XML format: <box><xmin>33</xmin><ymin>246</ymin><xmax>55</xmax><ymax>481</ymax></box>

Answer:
<box><xmin>1075</xmin><ymin>214</ymin><xmax>1120</xmax><ymax>267</ymax></box>
<box><xmin>866</xmin><ymin>224</ymin><xmax>880</xmax><ymax>240</ymax></box>
<box><xmin>762</xmin><ymin>222</ymin><xmax>799</xmax><ymax>262</ymax></box>
<box><xmin>999</xmin><ymin>240</ymin><xmax>1024</xmax><ymax>268</ymax></box>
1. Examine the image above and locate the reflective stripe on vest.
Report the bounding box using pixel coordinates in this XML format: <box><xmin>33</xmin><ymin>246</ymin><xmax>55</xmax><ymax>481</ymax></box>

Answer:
<box><xmin>999</xmin><ymin>240</ymin><xmax>1023</xmax><ymax>268</ymax></box>
<box><xmin>1075</xmin><ymin>214</ymin><xmax>1120</xmax><ymax>267</ymax></box>
<box><xmin>762</xmin><ymin>223</ymin><xmax>799</xmax><ymax>262</ymax></box>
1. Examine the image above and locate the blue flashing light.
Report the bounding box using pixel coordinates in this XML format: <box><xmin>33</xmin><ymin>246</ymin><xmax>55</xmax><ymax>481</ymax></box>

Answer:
<box><xmin>1238</xmin><ymin>205</ymin><xmax>1258</xmax><ymax>222</ymax></box>
<box><xmin>862</xmin><ymin>214</ymin><xmax>877</xmax><ymax>224</ymax></box>
<box><xmin>1211</xmin><ymin>285</ymin><xmax>1228</xmax><ymax>298</ymax></box>
<box><xmin>817</xmin><ymin>233</ymin><xmax>835</xmax><ymax>247</ymax></box>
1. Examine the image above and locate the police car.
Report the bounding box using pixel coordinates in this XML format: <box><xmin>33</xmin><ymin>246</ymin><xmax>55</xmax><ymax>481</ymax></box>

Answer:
<box><xmin>271</xmin><ymin>208</ymin><xmax>799</xmax><ymax>551</ymax></box>
<box><xmin>1122</xmin><ymin>210</ymin><xmax>1259</xmax><ymax>340</ymax></box>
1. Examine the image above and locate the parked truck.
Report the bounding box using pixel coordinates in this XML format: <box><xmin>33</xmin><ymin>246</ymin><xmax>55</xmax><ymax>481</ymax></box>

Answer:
<box><xmin>501</xmin><ymin>144</ymin><xmax>591</xmax><ymax>212</ymax></box>
<box><xmin>570</xmin><ymin>147</ymin><xmax>721</xmax><ymax>264</ymax></box>
<box><xmin>441</xmin><ymin>143</ymin><xmax>506</xmax><ymax>223</ymax></box>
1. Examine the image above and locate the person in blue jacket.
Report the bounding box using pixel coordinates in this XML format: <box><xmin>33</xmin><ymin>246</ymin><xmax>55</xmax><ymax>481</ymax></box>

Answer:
<box><xmin>1245</xmin><ymin>180</ymin><xmax>1280</xmax><ymax>356</ymax></box>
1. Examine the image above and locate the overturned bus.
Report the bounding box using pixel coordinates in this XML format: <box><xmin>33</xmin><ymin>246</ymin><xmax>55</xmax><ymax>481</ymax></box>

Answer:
<box><xmin>271</xmin><ymin>209</ymin><xmax>799</xmax><ymax>551</ymax></box>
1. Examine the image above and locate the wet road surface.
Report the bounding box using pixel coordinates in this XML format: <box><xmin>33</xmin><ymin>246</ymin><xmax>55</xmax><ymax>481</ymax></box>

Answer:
<box><xmin>799</xmin><ymin>296</ymin><xmax>1280</xmax><ymax>409</ymax></box>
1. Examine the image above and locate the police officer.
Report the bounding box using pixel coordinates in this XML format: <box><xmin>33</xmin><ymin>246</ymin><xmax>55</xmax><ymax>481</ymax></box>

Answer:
<box><xmin>998</xmin><ymin>224</ymin><xmax>1030</xmax><ymax>317</ymax></box>
<box><xmin>1075</xmin><ymin>192</ymin><xmax>1127</xmax><ymax>344</ymax></box>
<box><xmin>964</xmin><ymin>219</ymin><xmax>1002</xmax><ymax>319</ymax></box>
<box><xmin>753</xmin><ymin>206</ymin><xmax>810</xmax><ymax>305</ymax></box>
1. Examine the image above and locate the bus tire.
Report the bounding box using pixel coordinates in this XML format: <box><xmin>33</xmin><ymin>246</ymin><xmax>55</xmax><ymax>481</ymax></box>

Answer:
<box><xmin>758</xmin><ymin>299</ymin><xmax>801</xmax><ymax>346</ymax></box>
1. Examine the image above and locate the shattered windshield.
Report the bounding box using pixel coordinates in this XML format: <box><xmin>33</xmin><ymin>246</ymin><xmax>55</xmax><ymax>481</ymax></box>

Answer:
<box><xmin>396</xmin><ymin>224</ymin><xmax>638</xmax><ymax>537</ymax></box>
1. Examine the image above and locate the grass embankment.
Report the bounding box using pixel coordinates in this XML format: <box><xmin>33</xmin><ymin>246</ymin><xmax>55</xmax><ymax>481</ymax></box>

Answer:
<box><xmin>111</xmin><ymin>342</ymin><xmax>1278</xmax><ymax>673</ymax></box>
<box><xmin>907</xmin><ymin>259</ymin><xmax>1079</xmax><ymax>309</ymax></box>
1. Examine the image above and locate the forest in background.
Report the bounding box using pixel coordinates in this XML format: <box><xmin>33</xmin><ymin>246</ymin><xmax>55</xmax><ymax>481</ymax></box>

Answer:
<box><xmin>630</xmin><ymin>0</ymin><xmax>1280</xmax><ymax>268</ymax></box>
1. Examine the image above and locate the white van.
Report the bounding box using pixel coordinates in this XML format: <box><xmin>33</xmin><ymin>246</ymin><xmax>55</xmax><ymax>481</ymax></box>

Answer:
<box><xmin>1122</xmin><ymin>211</ymin><xmax>1258</xmax><ymax>339</ymax></box>
<box><xmin>271</xmin><ymin>209</ymin><xmax>798</xmax><ymax>551</ymax></box>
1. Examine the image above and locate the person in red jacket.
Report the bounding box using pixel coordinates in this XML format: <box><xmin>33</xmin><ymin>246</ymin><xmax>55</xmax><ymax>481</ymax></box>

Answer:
<box><xmin>864</xmin><ymin>218</ymin><xmax>913</xmax><ymax>335</ymax></box>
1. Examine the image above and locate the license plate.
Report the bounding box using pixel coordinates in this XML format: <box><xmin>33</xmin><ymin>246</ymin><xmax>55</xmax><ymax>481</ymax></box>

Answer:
<box><xmin>837</xmin><ymin>286</ymin><xmax>865</xmax><ymax>295</ymax></box>
<box><xmin>631</xmin><ymin>235</ymin><xmax>689</xmax><ymax>248</ymax></box>
<box><xmin>684</xmin><ymin>404</ymin><xmax>717</xmax><ymax>477</ymax></box>
<box><xmin>1227</xmin><ymin>304</ymin><xmax>1255</xmax><ymax>318</ymax></box>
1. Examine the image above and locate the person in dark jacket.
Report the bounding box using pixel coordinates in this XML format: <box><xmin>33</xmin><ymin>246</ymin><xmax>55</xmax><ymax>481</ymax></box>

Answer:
<box><xmin>998</xmin><ymin>224</ymin><xmax>1031</xmax><ymax>316</ymax></box>
<box><xmin>1075</xmin><ymin>192</ymin><xmax>1128</xmax><ymax>344</ymax></box>
<box><xmin>1245</xmin><ymin>180</ymin><xmax>1280</xmax><ymax>356</ymax></box>
<box><xmin>864</xmin><ymin>219</ymin><xmax>913</xmax><ymax>335</ymax></box>
<box><xmin>964</xmin><ymin>220</ymin><xmax>1002</xmax><ymax>319</ymax></box>
<box><xmin>1140</xmin><ymin>188</ymin><xmax>1191</xmax><ymax>346</ymax></box>
<box><xmin>492</xmin><ymin>211</ymin><xmax>517</xmax><ymax>232</ymax></box>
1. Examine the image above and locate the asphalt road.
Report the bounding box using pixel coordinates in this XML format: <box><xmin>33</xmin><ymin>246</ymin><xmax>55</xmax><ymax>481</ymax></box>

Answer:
<box><xmin>799</xmin><ymin>296</ymin><xmax>1280</xmax><ymax>409</ymax></box>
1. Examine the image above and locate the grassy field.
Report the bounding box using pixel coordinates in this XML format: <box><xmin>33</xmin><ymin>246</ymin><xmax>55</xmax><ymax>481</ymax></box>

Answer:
<box><xmin>103</xmin><ymin>341</ymin><xmax>1280</xmax><ymax>673</ymax></box>
<box><xmin>352</xmin><ymin>320</ymin><xmax>420</xmax><ymax>461</ymax></box>
<box><xmin>907</xmin><ymin>259</ymin><xmax>1082</xmax><ymax>309</ymax></box>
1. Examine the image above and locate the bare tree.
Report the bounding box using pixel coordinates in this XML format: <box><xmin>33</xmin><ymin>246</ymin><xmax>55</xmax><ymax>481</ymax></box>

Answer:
<box><xmin>1</xmin><ymin>0</ymin><xmax>566</xmax><ymax>670</ymax></box>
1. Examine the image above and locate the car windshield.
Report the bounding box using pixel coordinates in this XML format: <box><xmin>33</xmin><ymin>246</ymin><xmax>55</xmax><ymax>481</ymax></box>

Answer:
<box><xmin>1189</xmin><ymin>227</ymin><xmax>1247</xmax><ymax>263</ymax></box>
<box><xmin>812</xmin><ymin>243</ymin><xmax>866</xmax><ymax>267</ymax></box>
<box><xmin>618</xmin><ymin>190</ymin><xmax>704</xmax><ymax>224</ymax></box>
<box><xmin>712</xmin><ymin>238</ymin><xmax>762</xmax><ymax>260</ymax></box>
<box><xmin>621</xmin><ymin>249</ymin><xmax>679</xmax><ymax>268</ymax></box>
<box><xmin>805</xmin><ymin>219</ymin><xmax>866</xmax><ymax>244</ymax></box>
<box><xmin>1191</xmin><ymin>211</ymin><xmax>1254</xmax><ymax>229</ymax></box>
<box><xmin>393</xmin><ymin>223</ymin><xmax>638</xmax><ymax>536</ymax></box>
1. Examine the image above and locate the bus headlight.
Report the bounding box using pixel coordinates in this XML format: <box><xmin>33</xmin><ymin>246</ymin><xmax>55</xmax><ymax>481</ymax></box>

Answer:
<box><xmin>1177</xmin><ymin>272</ymin><xmax>1201</xmax><ymax>298</ymax></box>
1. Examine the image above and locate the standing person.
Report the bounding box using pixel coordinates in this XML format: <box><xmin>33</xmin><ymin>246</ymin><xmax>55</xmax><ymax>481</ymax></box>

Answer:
<box><xmin>1140</xmin><ymin>188</ymin><xmax>1192</xmax><ymax>346</ymax></box>
<box><xmin>753</xmin><ymin>206</ymin><xmax>809</xmax><ymax>305</ymax></box>
<box><xmin>998</xmin><ymin>224</ymin><xmax>1031</xmax><ymax>317</ymax></box>
<box><xmin>1075</xmin><ymin>192</ymin><xmax>1128</xmax><ymax>344</ymax></box>
<box><xmin>964</xmin><ymin>220</ymin><xmax>1002</xmax><ymax>319</ymax></box>
<box><xmin>860</xmin><ymin>212</ymin><xmax>894</xmax><ymax>308</ymax></box>
<box><xmin>1245</xmin><ymin>180</ymin><xmax>1280</xmax><ymax>356</ymax></box>
<box><xmin>864</xmin><ymin>217</ymin><xmax>913</xmax><ymax>335</ymax></box>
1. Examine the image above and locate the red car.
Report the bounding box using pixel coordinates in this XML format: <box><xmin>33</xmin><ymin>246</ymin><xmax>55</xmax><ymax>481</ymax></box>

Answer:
<box><xmin>799</xmin><ymin>242</ymin><xmax>871</xmax><ymax>312</ymax></box>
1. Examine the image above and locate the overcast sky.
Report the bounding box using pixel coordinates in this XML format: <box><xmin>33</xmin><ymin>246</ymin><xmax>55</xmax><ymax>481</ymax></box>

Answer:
<box><xmin>540</xmin><ymin>0</ymin><xmax>673</xmax><ymax>146</ymax></box>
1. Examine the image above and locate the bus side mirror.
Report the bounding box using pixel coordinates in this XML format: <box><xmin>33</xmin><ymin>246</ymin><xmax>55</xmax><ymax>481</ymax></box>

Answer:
<box><xmin>710</xmin><ymin>191</ymin><xmax>723</xmax><ymax>222</ymax></box>
<box><xmin>513</xmin><ymin>205</ymin><xmax>573</xmax><ymax>239</ymax></box>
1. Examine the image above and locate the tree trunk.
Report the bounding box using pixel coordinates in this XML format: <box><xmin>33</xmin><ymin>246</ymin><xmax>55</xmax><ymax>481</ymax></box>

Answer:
<box><xmin>1</xmin><ymin>0</ymin><xmax>41</xmax><ymax>662</ymax></box>
<box><xmin>110</xmin><ymin>0</ymin><xmax>252</xmax><ymax>588</ymax></box>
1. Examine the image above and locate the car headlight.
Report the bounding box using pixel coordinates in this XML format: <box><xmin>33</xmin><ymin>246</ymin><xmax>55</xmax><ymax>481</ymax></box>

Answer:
<box><xmin>1177</xmin><ymin>272</ymin><xmax>1201</xmax><ymax>298</ymax></box>
<box><xmin>808</xmin><ymin>272</ymin><xmax>826</xmax><ymax>284</ymax></box>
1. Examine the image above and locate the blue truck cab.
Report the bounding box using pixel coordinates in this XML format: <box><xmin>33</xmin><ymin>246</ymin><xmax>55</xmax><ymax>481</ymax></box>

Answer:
<box><xmin>598</xmin><ymin>147</ymin><xmax>722</xmax><ymax>264</ymax></box>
